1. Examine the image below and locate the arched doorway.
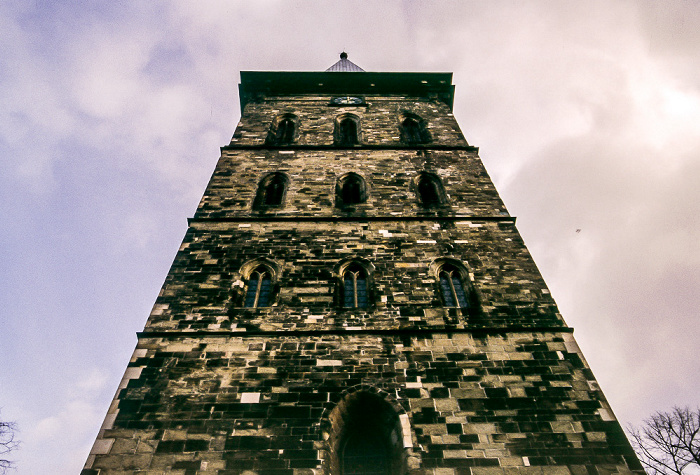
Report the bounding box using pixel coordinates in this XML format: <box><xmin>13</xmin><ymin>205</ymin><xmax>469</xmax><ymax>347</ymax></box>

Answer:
<box><xmin>324</xmin><ymin>390</ymin><xmax>408</xmax><ymax>475</ymax></box>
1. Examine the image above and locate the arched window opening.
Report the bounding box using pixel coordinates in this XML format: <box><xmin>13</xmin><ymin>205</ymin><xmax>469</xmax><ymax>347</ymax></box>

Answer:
<box><xmin>324</xmin><ymin>390</ymin><xmax>408</xmax><ymax>475</ymax></box>
<box><xmin>341</xmin><ymin>176</ymin><xmax>362</xmax><ymax>204</ymax></box>
<box><xmin>253</xmin><ymin>172</ymin><xmax>289</xmax><ymax>210</ymax></box>
<box><xmin>343</xmin><ymin>264</ymin><xmax>368</xmax><ymax>309</ymax></box>
<box><xmin>417</xmin><ymin>173</ymin><xmax>445</xmax><ymax>206</ymax></box>
<box><xmin>267</xmin><ymin>114</ymin><xmax>299</xmax><ymax>145</ymax></box>
<box><xmin>336</xmin><ymin>173</ymin><xmax>367</xmax><ymax>207</ymax></box>
<box><xmin>263</xmin><ymin>174</ymin><xmax>286</xmax><ymax>206</ymax></box>
<box><xmin>439</xmin><ymin>264</ymin><xmax>469</xmax><ymax>308</ymax></box>
<box><xmin>399</xmin><ymin>113</ymin><xmax>430</xmax><ymax>144</ymax></box>
<box><xmin>402</xmin><ymin>117</ymin><xmax>422</xmax><ymax>143</ymax></box>
<box><xmin>244</xmin><ymin>266</ymin><xmax>272</xmax><ymax>308</ymax></box>
<box><xmin>336</xmin><ymin>116</ymin><xmax>359</xmax><ymax>146</ymax></box>
<box><xmin>276</xmin><ymin>118</ymin><xmax>295</xmax><ymax>144</ymax></box>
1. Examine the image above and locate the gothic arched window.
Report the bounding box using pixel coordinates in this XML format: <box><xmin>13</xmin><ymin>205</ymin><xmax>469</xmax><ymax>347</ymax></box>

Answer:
<box><xmin>335</xmin><ymin>115</ymin><xmax>360</xmax><ymax>146</ymax></box>
<box><xmin>341</xmin><ymin>177</ymin><xmax>362</xmax><ymax>205</ymax></box>
<box><xmin>416</xmin><ymin>172</ymin><xmax>446</xmax><ymax>207</ymax></box>
<box><xmin>266</xmin><ymin>114</ymin><xmax>298</xmax><ymax>145</ymax></box>
<box><xmin>343</xmin><ymin>264</ymin><xmax>369</xmax><ymax>309</ymax></box>
<box><xmin>438</xmin><ymin>263</ymin><xmax>469</xmax><ymax>308</ymax></box>
<box><xmin>244</xmin><ymin>265</ymin><xmax>273</xmax><ymax>308</ymax></box>
<box><xmin>336</xmin><ymin>173</ymin><xmax>367</xmax><ymax>207</ymax></box>
<box><xmin>254</xmin><ymin>172</ymin><xmax>289</xmax><ymax>209</ymax></box>
<box><xmin>399</xmin><ymin>113</ymin><xmax>431</xmax><ymax>144</ymax></box>
<box><xmin>276</xmin><ymin>118</ymin><xmax>295</xmax><ymax>143</ymax></box>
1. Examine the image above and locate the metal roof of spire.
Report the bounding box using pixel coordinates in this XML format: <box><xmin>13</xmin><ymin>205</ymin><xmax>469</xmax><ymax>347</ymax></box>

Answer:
<box><xmin>325</xmin><ymin>52</ymin><xmax>365</xmax><ymax>72</ymax></box>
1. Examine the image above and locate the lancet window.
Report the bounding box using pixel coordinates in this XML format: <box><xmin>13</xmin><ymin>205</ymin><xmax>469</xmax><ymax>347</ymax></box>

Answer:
<box><xmin>266</xmin><ymin>114</ymin><xmax>299</xmax><ymax>145</ymax></box>
<box><xmin>438</xmin><ymin>263</ymin><xmax>469</xmax><ymax>308</ymax></box>
<box><xmin>416</xmin><ymin>172</ymin><xmax>446</xmax><ymax>207</ymax></box>
<box><xmin>244</xmin><ymin>265</ymin><xmax>273</xmax><ymax>308</ymax></box>
<box><xmin>335</xmin><ymin>114</ymin><xmax>360</xmax><ymax>146</ymax></box>
<box><xmin>399</xmin><ymin>113</ymin><xmax>431</xmax><ymax>144</ymax></box>
<box><xmin>342</xmin><ymin>264</ymin><xmax>369</xmax><ymax>309</ymax></box>
<box><xmin>254</xmin><ymin>172</ymin><xmax>289</xmax><ymax>209</ymax></box>
<box><xmin>336</xmin><ymin>173</ymin><xmax>367</xmax><ymax>207</ymax></box>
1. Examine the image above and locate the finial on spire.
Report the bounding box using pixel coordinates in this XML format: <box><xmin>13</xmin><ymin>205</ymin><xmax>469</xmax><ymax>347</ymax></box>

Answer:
<box><xmin>340</xmin><ymin>52</ymin><xmax>348</xmax><ymax>59</ymax></box>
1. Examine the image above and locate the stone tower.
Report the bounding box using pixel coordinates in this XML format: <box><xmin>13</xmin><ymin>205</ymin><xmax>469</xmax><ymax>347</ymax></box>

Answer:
<box><xmin>83</xmin><ymin>54</ymin><xmax>643</xmax><ymax>475</ymax></box>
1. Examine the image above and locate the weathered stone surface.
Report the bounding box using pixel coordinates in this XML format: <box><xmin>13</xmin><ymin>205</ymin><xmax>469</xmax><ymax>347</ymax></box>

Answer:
<box><xmin>86</xmin><ymin>334</ymin><xmax>637</xmax><ymax>473</ymax></box>
<box><xmin>83</xmin><ymin>71</ymin><xmax>642</xmax><ymax>474</ymax></box>
<box><xmin>194</xmin><ymin>149</ymin><xmax>506</xmax><ymax>219</ymax></box>
<box><xmin>143</xmin><ymin>220</ymin><xmax>561</xmax><ymax>333</ymax></box>
<box><xmin>230</xmin><ymin>98</ymin><xmax>468</xmax><ymax>148</ymax></box>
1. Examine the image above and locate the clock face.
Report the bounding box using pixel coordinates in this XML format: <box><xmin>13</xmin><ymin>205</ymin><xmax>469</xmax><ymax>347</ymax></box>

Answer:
<box><xmin>331</xmin><ymin>96</ymin><xmax>364</xmax><ymax>105</ymax></box>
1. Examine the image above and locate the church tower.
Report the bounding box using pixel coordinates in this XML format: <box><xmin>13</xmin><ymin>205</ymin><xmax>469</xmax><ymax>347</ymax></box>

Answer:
<box><xmin>83</xmin><ymin>54</ymin><xmax>642</xmax><ymax>475</ymax></box>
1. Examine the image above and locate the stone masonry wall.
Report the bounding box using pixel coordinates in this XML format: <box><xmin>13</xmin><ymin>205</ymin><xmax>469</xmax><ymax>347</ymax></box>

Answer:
<box><xmin>144</xmin><ymin>220</ymin><xmax>563</xmax><ymax>333</ymax></box>
<box><xmin>84</xmin><ymin>333</ymin><xmax>637</xmax><ymax>474</ymax></box>
<box><xmin>194</xmin><ymin>149</ymin><xmax>507</xmax><ymax>220</ymax></box>
<box><xmin>230</xmin><ymin>97</ymin><xmax>468</xmax><ymax>147</ymax></box>
<box><xmin>83</xmin><ymin>89</ymin><xmax>643</xmax><ymax>474</ymax></box>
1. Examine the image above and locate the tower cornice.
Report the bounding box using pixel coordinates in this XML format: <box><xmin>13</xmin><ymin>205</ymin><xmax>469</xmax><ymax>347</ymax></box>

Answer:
<box><xmin>221</xmin><ymin>143</ymin><xmax>479</xmax><ymax>152</ymax></box>
<box><xmin>239</xmin><ymin>71</ymin><xmax>455</xmax><ymax>111</ymax></box>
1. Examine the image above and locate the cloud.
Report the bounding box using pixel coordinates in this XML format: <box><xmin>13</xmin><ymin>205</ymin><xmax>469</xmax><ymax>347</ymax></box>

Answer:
<box><xmin>499</xmin><ymin>26</ymin><xmax>700</xmax><ymax>422</ymax></box>
<box><xmin>2</xmin><ymin>2</ymin><xmax>700</xmax><ymax>473</ymax></box>
<box><xmin>12</xmin><ymin>368</ymin><xmax>109</xmax><ymax>474</ymax></box>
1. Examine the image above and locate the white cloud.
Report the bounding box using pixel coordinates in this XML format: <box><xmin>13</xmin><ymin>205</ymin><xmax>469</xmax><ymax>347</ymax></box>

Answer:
<box><xmin>12</xmin><ymin>368</ymin><xmax>109</xmax><ymax>474</ymax></box>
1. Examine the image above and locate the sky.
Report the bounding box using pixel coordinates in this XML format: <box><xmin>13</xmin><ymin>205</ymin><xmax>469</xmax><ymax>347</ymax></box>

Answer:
<box><xmin>1</xmin><ymin>1</ymin><xmax>699</xmax><ymax>473</ymax></box>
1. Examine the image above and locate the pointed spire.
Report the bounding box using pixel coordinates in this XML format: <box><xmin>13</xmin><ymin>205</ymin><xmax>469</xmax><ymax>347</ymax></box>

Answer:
<box><xmin>326</xmin><ymin>52</ymin><xmax>365</xmax><ymax>72</ymax></box>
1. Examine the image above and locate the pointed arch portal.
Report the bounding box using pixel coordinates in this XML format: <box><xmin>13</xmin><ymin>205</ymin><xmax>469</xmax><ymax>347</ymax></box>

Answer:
<box><xmin>325</xmin><ymin>391</ymin><xmax>408</xmax><ymax>475</ymax></box>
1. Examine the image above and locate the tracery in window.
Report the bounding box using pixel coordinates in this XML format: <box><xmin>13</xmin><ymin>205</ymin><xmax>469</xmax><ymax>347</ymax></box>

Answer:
<box><xmin>254</xmin><ymin>172</ymin><xmax>289</xmax><ymax>209</ymax></box>
<box><xmin>343</xmin><ymin>264</ymin><xmax>369</xmax><ymax>308</ymax></box>
<box><xmin>234</xmin><ymin>259</ymin><xmax>279</xmax><ymax>310</ymax></box>
<box><xmin>335</xmin><ymin>259</ymin><xmax>374</xmax><ymax>310</ymax></box>
<box><xmin>416</xmin><ymin>172</ymin><xmax>446</xmax><ymax>207</ymax></box>
<box><xmin>399</xmin><ymin>112</ymin><xmax>431</xmax><ymax>144</ymax></box>
<box><xmin>438</xmin><ymin>263</ymin><xmax>469</xmax><ymax>308</ymax></box>
<box><xmin>244</xmin><ymin>265</ymin><xmax>273</xmax><ymax>308</ymax></box>
<box><xmin>266</xmin><ymin>114</ymin><xmax>299</xmax><ymax>145</ymax></box>
<box><xmin>335</xmin><ymin>114</ymin><xmax>360</xmax><ymax>146</ymax></box>
<box><xmin>336</xmin><ymin>173</ymin><xmax>367</xmax><ymax>207</ymax></box>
